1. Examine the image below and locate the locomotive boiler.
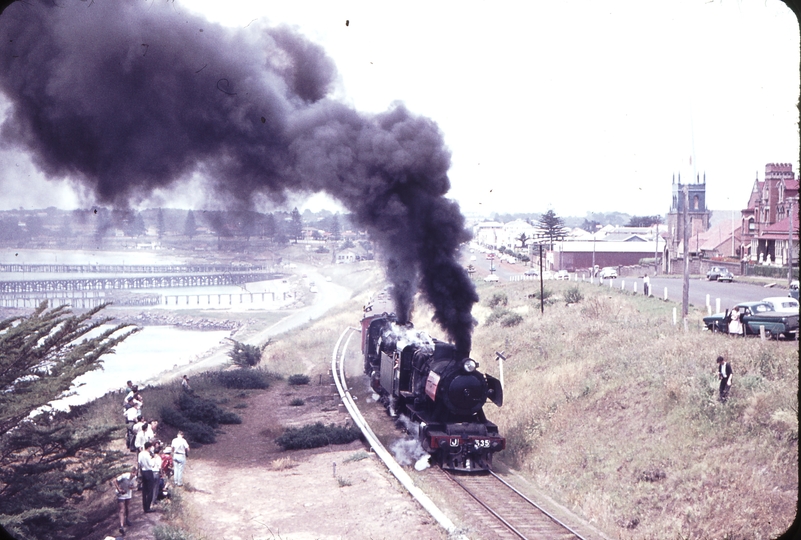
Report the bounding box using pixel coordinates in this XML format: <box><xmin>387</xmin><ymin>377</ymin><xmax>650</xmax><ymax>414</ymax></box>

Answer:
<box><xmin>361</xmin><ymin>292</ymin><xmax>505</xmax><ymax>471</ymax></box>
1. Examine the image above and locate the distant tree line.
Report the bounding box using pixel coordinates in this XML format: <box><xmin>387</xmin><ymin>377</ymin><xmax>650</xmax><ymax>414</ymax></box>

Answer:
<box><xmin>0</xmin><ymin>207</ymin><xmax>356</xmax><ymax>248</ymax></box>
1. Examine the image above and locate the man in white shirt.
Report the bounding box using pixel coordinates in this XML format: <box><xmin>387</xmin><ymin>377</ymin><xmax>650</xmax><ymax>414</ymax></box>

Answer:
<box><xmin>171</xmin><ymin>431</ymin><xmax>190</xmax><ymax>486</ymax></box>
<box><xmin>134</xmin><ymin>421</ymin><xmax>152</xmax><ymax>452</ymax></box>
<box><xmin>137</xmin><ymin>442</ymin><xmax>158</xmax><ymax>512</ymax></box>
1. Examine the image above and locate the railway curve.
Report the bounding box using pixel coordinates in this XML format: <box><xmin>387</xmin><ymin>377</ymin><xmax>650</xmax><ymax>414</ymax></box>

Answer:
<box><xmin>332</xmin><ymin>326</ymin><xmax>602</xmax><ymax>540</ymax></box>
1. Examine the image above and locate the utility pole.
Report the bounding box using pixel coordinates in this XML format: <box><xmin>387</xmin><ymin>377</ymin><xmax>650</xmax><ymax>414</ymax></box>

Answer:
<box><xmin>538</xmin><ymin>243</ymin><xmax>544</xmax><ymax>315</ymax></box>
<box><xmin>788</xmin><ymin>201</ymin><xmax>794</xmax><ymax>287</ymax></box>
<box><xmin>682</xmin><ymin>184</ymin><xmax>690</xmax><ymax>324</ymax></box>
<box><xmin>654</xmin><ymin>224</ymin><xmax>659</xmax><ymax>275</ymax></box>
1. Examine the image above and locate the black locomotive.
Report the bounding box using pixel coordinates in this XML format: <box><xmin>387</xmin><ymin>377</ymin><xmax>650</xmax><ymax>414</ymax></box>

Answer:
<box><xmin>361</xmin><ymin>291</ymin><xmax>505</xmax><ymax>471</ymax></box>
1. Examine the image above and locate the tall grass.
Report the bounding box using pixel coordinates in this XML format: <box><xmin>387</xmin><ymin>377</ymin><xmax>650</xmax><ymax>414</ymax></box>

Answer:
<box><xmin>469</xmin><ymin>279</ymin><xmax>797</xmax><ymax>540</ymax></box>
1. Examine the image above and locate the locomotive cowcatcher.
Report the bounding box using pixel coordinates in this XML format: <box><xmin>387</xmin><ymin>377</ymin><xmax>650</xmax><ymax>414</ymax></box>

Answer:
<box><xmin>361</xmin><ymin>291</ymin><xmax>505</xmax><ymax>471</ymax></box>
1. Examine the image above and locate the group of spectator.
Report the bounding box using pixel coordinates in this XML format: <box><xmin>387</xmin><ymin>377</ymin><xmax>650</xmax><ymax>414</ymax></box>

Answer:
<box><xmin>112</xmin><ymin>379</ymin><xmax>190</xmax><ymax>537</ymax></box>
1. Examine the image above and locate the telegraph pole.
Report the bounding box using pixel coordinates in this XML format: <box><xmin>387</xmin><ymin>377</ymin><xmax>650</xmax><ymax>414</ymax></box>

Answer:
<box><xmin>539</xmin><ymin>243</ymin><xmax>544</xmax><ymax>314</ymax></box>
<box><xmin>682</xmin><ymin>184</ymin><xmax>690</xmax><ymax>324</ymax></box>
<box><xmin>789</xmin><ymin>201</ymin><xmax>794</xmax><ymax>287</ymax></box>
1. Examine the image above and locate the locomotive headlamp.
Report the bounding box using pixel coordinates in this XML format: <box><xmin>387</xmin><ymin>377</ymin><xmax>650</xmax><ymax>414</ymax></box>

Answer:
<box><xmin>462</xmin><ymin>358</ymin><xmax>477</xmax><ymax>373</ymax></box>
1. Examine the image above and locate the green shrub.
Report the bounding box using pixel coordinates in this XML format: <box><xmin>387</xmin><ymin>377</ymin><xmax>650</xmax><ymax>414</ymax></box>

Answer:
<box><xmin>564</xmin><ymin>285</ymin><xmax>584</xmax><ymax>304</ymax></box>
<box><xmin>228</xmin><ymin>340</ymin><xmax>262</xmax><ymax>368</ymax></box>
<box><xmin>500</xmin><ymin>312</ymin><xmax>524</xmax><ymax>327</ymax></box>
<box><xmin>288</xmin><ymin>374</ymin><xmax>311</xmax><ymax>386</ymax></box>
<box><xmin>276</xmin><ymin>422</ymin><xmax>362</xmax><ymax>450</ymax></box>
<box><xmin>289</xmin><ymin>398</ymin><xmax>305</xmax><ymax>406</ymax></box>
<box><xmin>485</xmin><ymin>309</ymin><xmax>510</xmax><ymax>326</ymax></box>
<box><xmin>337</xmin><ymin>476</ymin><xmax>352</xmax><ymax>487</ymax></box>
<box><xmin>344</xmin><ymin>451</ymin><xmax>370</xmax><ymax>462</ymax></box>
<box><xmin>159</xmin><ymin>406</ymin><xmax>216</xmax><ymax>444</ymax></box>
<box><xmin>530</xmin><ymin>288</ymin><xmax>554</xmax><ymax>301</ymax></box>
<box><xmin>487</xmin><ymin>292</ymin><xmax>508</xmax><ymax>309</ymax></box>
<box><xmin>207</xmin><ymin>369</ymin><xmax>272</xmax><ymax>389</ymax></box>
<box><xmin>178</xmin><ymin>393</ymin><xmax>241</xmax><ymax>428</ymax></box>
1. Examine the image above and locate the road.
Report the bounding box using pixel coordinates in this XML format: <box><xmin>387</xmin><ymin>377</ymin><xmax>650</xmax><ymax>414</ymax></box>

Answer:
<box><xmin>462</xmin><ymin>249</ymin><xmax>792</xmax><ymax>313</ymax></box>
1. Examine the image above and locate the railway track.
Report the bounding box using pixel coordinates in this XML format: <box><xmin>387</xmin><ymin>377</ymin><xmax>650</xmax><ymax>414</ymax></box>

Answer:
<box><xmin>332</xmin><ymin>326</ymin><xmax>593</xmax><ymax>540</ymax></box>
<box><xmin>441</xmin><ymin>470</ymin><xmax>585</xmax><ymax>539</ymax></box>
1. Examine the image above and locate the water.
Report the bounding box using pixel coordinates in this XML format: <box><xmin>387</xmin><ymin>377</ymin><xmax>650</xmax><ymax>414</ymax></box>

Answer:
<box><xmin>0</xmin><ymin>248</ymin><xmax>188</xmax><ymax>266</ymax></box>
<box><xmin>53</xmin><ymin>326</ymin><xmax>231</xmax><ymax>409</ymax></box>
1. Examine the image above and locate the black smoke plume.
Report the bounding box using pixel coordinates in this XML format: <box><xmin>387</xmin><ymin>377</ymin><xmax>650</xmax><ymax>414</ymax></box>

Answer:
<box><xmin>0</xmin><ymin>1</ymin><xmax>478</xmax><ymax>353</ymax></box>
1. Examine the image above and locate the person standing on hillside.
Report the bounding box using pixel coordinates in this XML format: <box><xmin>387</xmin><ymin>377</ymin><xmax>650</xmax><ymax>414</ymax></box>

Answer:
<box><xmin>134</xmin><ymin>421</ymin><xmax>151</xmax><ymax>452</ymax></box>
<box><xmin>181</xmin><ymin>375</ymin><xmax>192</xmax><ymax>393</ymax></box>
<box><xmin>112</xmin><ymin>465</ymin><xmax>137</xmax><ymax>536</ymax></box>
<box><xmin>171</xmin><ymin>431</ymin><xmax>190</xmax><ymax>487</ymax></box>
<box><xmin>137</xmin><ymin>441</ymin><xmax>158</xmax><ymax>513</ymax></box>
<box><xmin>717</xmin><ymin>356</ymin><xmax>733</xmax><ymax>403</ymax></box>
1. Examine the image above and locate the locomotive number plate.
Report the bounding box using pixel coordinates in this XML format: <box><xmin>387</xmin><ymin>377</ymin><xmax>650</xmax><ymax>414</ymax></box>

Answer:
<box><xmin>473</xmin><ymin>439</ymin><xmax>490</xmax><ymax>449</ymax></box>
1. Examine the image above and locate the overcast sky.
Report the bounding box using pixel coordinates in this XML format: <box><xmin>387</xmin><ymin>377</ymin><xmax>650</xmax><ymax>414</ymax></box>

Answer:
<box><xmin>0</xmin><ymin>0</ymin><xmax>797</xmax><ymax>218</ymax></box>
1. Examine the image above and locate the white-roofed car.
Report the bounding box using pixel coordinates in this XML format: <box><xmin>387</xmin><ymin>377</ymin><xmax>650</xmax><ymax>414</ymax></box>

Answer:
<box><xmin>599</xmin><ymin>267</ymin><xmax>617</xmax><ymax>279</ymax></box>
<box><xmin>555</xmin><ymin>270</ymin><xmax>570</xmax><ymax>280</ymax></box>
<box><xmin>762</xmin><ymin>297</ymin><xmax>800</xmax><ymax>313</ymax></box>
<box><xmin>483</xmin><ymin>274</ymin><xmax>499</xmax><ymax>282</ymax></box>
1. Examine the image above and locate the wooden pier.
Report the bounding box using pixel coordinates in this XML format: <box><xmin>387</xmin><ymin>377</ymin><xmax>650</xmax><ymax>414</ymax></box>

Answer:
<box><xmin>0</xmin><ymin>271</ymin><xmax>280</xmax><ymax>294</ymax></box>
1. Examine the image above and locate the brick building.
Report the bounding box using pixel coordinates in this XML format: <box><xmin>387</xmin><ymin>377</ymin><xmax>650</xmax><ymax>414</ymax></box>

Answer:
<box><xmin>741</xmin><ymin>163</ymin><xmax>798</xmax><ymax>265</ymax></box>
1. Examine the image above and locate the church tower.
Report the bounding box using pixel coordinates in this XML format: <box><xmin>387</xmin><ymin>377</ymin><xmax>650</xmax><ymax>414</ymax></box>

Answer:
<box><xmin>667</xmin><ymin>172</ymin><xmax>711</xmax><ymax>261</ymax></box>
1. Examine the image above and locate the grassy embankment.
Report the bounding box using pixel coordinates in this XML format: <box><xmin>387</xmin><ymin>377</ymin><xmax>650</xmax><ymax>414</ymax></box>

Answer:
<box><xmin>69</xmin><ymin>269</ymin><xmax>796</xmax><ymax>540</ymax></box>
<box><xmin>465</xmin><ymin>279</ymin><xmax>798</xmax><ymax>540</ymax></box>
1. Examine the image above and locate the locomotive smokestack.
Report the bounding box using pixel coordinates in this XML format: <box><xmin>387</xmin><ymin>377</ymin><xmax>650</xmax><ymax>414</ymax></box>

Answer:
<box><xmin>0</xmin><ymin>1</ymin><xmax>478</xmax><ymax>351</ymax></box>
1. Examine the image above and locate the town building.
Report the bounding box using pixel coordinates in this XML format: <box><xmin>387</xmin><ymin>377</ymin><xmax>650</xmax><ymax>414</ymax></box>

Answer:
<box><xmin>740</xmin><ymin>163</ymin><xmax>798</xmax><ymax>266</ymax></box>
<box><xmin>665</xmin><ymin>173</ymin><xmax>711</xmax><ymax>264</ymax></box>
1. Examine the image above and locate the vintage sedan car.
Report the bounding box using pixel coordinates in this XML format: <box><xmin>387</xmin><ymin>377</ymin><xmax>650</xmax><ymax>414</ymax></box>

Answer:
<box><xmin>790</xmin><ymin>280</ymin><xmax>799</xmax><ymax>300</ymax></box>
<box><xmin>599</xmin><ymin>267</ymin><xmax>617</xmax><ymax>279</ymax></box>
<box><xmin>555</xmin><ymin>270</ymin><xmax>570</xmax><ymax>280</ymax></box>
<box><xmin>483</xmin><ymin>274</ymin><xmax>499</xmax><ymax>282</ymax></box>
<box><xmin>706</xmin><ymin>266</ymin><xmax>734</xmax><ymax>282</ymax></box>
<box><xmin>703</xmin><ymin>301</ymin><xmax>799</xmax><ymax>339</ymax></box>
<box><xmin>762</xmin><ymin>297</ymin><xmax>800</xmax><ymax>313</ymax></box>
<box><xmin>524</xmin><ymin>268</ymin><xmax>539</xmax><ymax>276</ymax></box>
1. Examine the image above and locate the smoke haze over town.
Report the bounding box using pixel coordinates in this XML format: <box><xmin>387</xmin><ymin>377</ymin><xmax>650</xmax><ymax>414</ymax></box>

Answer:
<box><xmin>0</xmin><ymin>0</ymin><xmax>797</xmax><ymax>218</ymax></box>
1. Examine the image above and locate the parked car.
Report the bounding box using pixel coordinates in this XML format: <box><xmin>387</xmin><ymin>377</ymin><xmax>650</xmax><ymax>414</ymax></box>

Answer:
<box><xmin>483</xmin><ymin>274</ymin><xmax>499</xmax><ymax>282</ymax></box>
<box><xmin>706</xmin><ymin>266</ymin><xmax>734</xmax><ymax>282</ymax></box>
<box><xmin>599</xmin><ymin>267</ymin><xmax>617</xmax><ymax>279</ymax></box>
<box><xmin>555</xmin><ymin>270</ymin><xmax>570</xmax><ymax>280</ymax></box>
<box><xmin>542</xmin><ymin>270</ymin><xmax>554</xmax><ymax>280</ymax></box>
<box><xmin>703</xmin><ymin>301</ymin><xmax>799</xmax><ymax>339</ymax></box>
<box><xmin>762</xmin><ymin>297</ymin><xmax>800</xmax><ymax>313</ymax></box>
<box><xmin>790</xmin><ymin>280</ymin><xmax>799</xmax><ymax>300</ymax></box>
<box><xmin>524</xmin><ymin>268</ymin><xmax>539</xmax><ymax>276</ymax></box>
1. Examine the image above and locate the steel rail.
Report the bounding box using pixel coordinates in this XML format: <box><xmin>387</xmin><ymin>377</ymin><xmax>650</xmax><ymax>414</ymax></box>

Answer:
<box><xmin>330</xmin><ymin>327</ymin><xmax>464</xmax><ymax>538</ymax></box>
<box><xmin>445</xmin><ymin>471</ymin><xmax>528</xmax><ymax>539</ymax></box>
<box><xmin>488</xmin><ymin>471</ymin><xmax>586</xmax><ymax>540</ymax></box>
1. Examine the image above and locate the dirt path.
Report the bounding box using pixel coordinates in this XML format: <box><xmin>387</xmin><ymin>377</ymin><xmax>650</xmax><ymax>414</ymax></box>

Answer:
<box><xmin>173</xmin><ymin>381</ymin><xmax>448</xmax><ymax>540</ymax></box>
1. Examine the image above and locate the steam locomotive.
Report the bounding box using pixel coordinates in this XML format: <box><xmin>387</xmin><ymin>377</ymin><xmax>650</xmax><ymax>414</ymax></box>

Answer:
<box><xmin>361</xmin><ymin>291</ymin><xmax>505</xmax><ymax>471</ymax></box>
